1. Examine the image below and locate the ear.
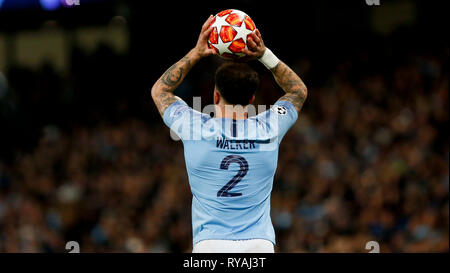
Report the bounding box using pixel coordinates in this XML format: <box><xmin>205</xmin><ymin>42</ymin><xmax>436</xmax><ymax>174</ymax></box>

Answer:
<box><xmin>249</xmin><ymin>95</ymin><xmax>255</xmax><ymax>105</ymax></box>
<box><xmin>214</xmin><ymin>90</ymin><xmax>221</xmax><ymax>105</ymax></box>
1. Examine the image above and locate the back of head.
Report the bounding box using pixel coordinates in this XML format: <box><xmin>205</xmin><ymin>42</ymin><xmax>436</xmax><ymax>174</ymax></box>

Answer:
<box><xmin>215</xmin><ymin>62</ymin><xmax>259</xmax><ymax>106</ymax></box>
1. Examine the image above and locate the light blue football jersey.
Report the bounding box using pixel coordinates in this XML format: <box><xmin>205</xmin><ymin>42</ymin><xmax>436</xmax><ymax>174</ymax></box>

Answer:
<box><xmin>163</xmin><ymin>99</ymin><xmax>298</xmax><ymax>246</ymax></box>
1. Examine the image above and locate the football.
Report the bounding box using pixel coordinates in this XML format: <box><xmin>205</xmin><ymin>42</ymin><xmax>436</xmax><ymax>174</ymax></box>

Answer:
<box><xmin>208</xmin><ymin>9</ymin><xmax>256</xmax><ymax>60</ymax></box>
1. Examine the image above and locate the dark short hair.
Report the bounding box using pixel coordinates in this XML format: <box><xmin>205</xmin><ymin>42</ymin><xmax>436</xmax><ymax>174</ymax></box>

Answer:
<box><xmin>215</xmin><ymin>62</ymin><xmax>259</xmax><ymax>105</ymax></box>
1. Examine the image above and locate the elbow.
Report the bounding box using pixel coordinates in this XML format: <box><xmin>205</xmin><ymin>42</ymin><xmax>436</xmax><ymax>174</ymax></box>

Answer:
<box><xmin>151</xmin><ymin>84</ymin><xmax>159</xmax><ymax>101</ymax></box>
<box><xmin>301</xmin><ymin>84</ymin><xmax>308</xmax><ymax>101</ymax></box>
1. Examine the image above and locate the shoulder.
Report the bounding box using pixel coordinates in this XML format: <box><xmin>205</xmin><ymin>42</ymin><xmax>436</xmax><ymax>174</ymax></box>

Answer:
<box><xmin>253</xmin><ymin>101</ymin><xmax>297</xmax><ymax>123</ymax></box>
<box><xmin>272</xmin><ymin>100</ymin><xmax>298</xmax><ymax>117</ymax></box>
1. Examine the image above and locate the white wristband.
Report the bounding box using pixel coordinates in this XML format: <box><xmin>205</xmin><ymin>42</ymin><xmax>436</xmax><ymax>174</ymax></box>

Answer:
<box><xmin>258</xmin><ymin>48</ymin><xmax>279</xmax><ymax>70</ymax></box>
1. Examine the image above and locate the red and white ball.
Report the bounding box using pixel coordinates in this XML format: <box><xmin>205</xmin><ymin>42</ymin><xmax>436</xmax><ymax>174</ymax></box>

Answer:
<box><xmin>208</xmin><ymin>9</ymin><xmax>256</xmax><ymax>60</ymax></box>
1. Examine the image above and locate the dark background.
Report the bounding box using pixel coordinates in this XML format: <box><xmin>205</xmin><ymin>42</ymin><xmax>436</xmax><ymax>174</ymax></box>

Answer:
<box><xmin>0</xmin><ymin>0</ymin><xmax>448</xmax><ymax>252</ymax></box>
<box><xmin>0</xmin><ymin>0</ymin><xmax>446</xmax><ymax>158</ymax></box>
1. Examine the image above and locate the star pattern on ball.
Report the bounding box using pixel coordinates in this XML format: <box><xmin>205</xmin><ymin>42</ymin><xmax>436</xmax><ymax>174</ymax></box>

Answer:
<box><xmin>230</xmin><ymin>9</ymin><xmax>247</xmax><ymax>23</ymax></box>
<box><xmin>211</xmin><ymin>13</ymin><xmax>229</xmax><ymax>32</ymax></box>
<box><xmin>233</xmin><ymin>20</ymin><xmax>254</xmax><ymax>49</ymax></box>
<box><xmin>210</xmin><ymin>14</ymin><xmax>234</xmax><ymax>56</ymax></box>
<box><xmin>215</xmin><ymin>38</ymin><xmax>233</xmax><ymax>56</ymax></box>
<box><xmin>208</xmin><ymin>9</ymin><xmax>257</xmax><ymax>59</ymax></box>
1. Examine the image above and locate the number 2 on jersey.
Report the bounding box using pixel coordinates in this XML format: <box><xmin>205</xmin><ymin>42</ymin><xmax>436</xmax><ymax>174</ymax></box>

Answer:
<box><xmin>217</xmin><ymin>155</ymin><xmax>248</xmax><ymax>197</ymax></box>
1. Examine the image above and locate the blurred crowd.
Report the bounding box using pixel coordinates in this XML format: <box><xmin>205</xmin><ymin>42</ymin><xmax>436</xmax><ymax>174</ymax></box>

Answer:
<box><xmin>0</xmin><ymin>41</ymin><xmax>448</xmax><ymax>252</ymax></box>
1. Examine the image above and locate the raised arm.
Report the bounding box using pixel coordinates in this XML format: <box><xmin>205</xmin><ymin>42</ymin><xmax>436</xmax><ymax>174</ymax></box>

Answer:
<box><xmin>270</xmin><ymin>60</ymin><xmax>308</xmax><ymax>112</ymax></box>
<box><xmin>151</xmin><ymin>15</ymin><xmax>216</xmax><ymax>118</ymax></box>
<box><xmin>151</xmin><ymin>51</ymin><xmax>197</xmax><ymax>117</ymax></box>
<box><xmin>243</xmin><ymin>29</ymin><xmax>308</xmax><ymax>113</ymax></box>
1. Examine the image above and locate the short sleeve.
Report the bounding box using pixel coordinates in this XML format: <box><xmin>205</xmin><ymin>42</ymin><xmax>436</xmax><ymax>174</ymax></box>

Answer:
<box><xmin>163</xmin><ymin>100</ymin><xmax>209</xmax><ymax>141</ymax></box>
<box><xmin>163</xmin><ymin>100</ymin><xmax>193</xmax><ymax>141</ymax></box>
<box><xmin>270</xmin><ymin>100</ymin><xmax>298</xmax><ymax>143</ymax></box>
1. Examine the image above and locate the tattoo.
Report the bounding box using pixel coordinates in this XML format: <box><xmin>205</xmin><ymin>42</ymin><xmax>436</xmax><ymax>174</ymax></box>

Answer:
<box><xmin>151</xmin><ymin>55</ymin><xmax>193</xmax><ymax>117</ymax></box>
<box><xmin>161</xmin><ymin>56</ymin><xmax>191</xmax><ymax>87</ymax></box>
<box><xmin>155</xmin><ymin>90</ymin><xmax>179</xmax><ymax>114</ymax></box>
<box><xmin>161</xmin><ymin>64</ymin><xmax>183</xmax><ymax>87</ymax></box>
<box><xmin>271</xmin><ymin>61</ymin><xmax>307</xmax><ymax>112</ymax></box>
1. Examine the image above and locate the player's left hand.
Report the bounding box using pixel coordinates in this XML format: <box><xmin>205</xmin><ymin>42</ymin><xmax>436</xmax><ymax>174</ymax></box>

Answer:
<box><xmin>242</xmin><ymin>29</ymin><xmax>266</xmax><ymax>60</ymax></box>
<box><xmin>193</xmin><ymin>15</ymin><xmax>217</xmax><ymax>58</ymax></box>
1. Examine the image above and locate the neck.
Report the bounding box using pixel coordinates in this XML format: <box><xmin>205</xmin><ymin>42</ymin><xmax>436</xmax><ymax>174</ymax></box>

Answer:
<box><xmin>215</xmin><ymin>104</ymin><xmax>249</xmax><ymax>120</ymax></box>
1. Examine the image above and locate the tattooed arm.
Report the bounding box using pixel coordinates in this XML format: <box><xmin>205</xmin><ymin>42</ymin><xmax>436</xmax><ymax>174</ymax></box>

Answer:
<box><xmin>270</xmin><ymin>61</ymin><xmax>308</xmax><ymax>112</ymax></box>
<box><xmin>151</xmin><ymin>51</ymin><xmax>197</xmax><ymax>117</ymax></box>
<box><xmin>151</xmin><ymin>15</ymin><xmax>216</xmax><ymax>118</ymax></box>
<box><xmin>243</xmin><ymin>29</ymin><xmax>308</xmax><ymax>113</ymax></box>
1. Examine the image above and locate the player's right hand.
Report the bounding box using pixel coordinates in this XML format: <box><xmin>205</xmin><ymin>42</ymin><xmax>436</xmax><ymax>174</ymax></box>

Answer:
<box><xmin>193</xmin><ymin>15</ymin><xmax>217</xmax><ymax>58</ymax></box>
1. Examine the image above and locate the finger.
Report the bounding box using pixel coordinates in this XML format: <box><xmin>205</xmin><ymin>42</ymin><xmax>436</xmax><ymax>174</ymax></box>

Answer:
<box><xmin>206</xmin><ymin>15</ymin><xmax>215</xmax><ymax>28</ymax></box>
<box><xmin>201</xmin><ymin>26</ymin><xmax>214</xmax><ymax>41</ymax></box>
<box><xmin>255</xmin><ymin>29</ymin><xmax>264</xmax><ymax>46</ymax></box>
<box><xmin>250</xmin><ymin>32</ymin><xmax>261</xmax><ymax>46</ymax></box>
<box><xmin>202</xmin><ymin>48</ymin><xmax>216</xmax><ymax>57</ymax></box>
<box><xmin>201</xmin><ymin>15</ymin><xmax>214</xmax><ymax>32</ymax></box>
<box><xmin>255</xmin><ymin>29</ymin><xmax>263</xmax><ymax>40</ymax></box>
<box><xmin>242</xmin><ymin>48</ymin><xmax>259</xmax><ymax>57</ymax></box>
<box><xmin>248</xmin><ymin>33</ymin><xmax>259</xmax><ymax>47</ymax></box>
<box><xmin>201</xmin><ymin>15</ymin><xmax>213</xmax><ymax>30</ymax></box>
<box><xmin>206</xmin><ymin>48</ymin><xmax>217</xmax><ymax>55</ymax></box>
<box><xmin>247</xmin><ymin>37</ymin><xmax>257</xmax><ymax>50</ymax></box>
<box><xmin>246</xmin><ymin>46</ymin><xmax>260</xmax><ymax>55</ymax></box>
<box><xmin>242</xmin><ymin>48</ymin><xmax>252</xmax><ymax>55</ymax></box>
